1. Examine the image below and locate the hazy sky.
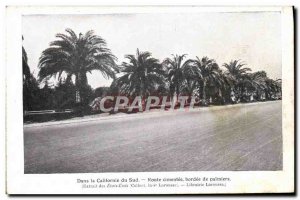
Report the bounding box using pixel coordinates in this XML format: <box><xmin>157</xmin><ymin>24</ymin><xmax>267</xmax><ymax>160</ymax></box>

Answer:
<box><xmin>22</xmin><ymin>12</ymin><xmax>282</xmax><ymax>89</ymax></box>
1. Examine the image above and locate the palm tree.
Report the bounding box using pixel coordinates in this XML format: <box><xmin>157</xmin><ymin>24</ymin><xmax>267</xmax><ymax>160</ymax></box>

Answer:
<box><xmin>188</xmin><ymin>56</ymin><xmax>221</xmax><ymax>105</ymax></box>
<box><xmin>223</xmin><ymin>60</ymin><xmax>252</xmax><ymax>102</ymax></box>
<box><xmin>38</xmin><ymin>28</ymin><xmax>118</xmax><ymax>106</ymax></box>
<box><xmin>162</xmin><ymin>54</ymin><xmax>192</xmax><ymax>99</ymax></box>
<box><xmin>116</xmin><ymin>49</ymin><xmax>165</xmax><ymax>100</ymax></box>
<box><xmin>180</xmin><ymin>77</ymin><xmax>198</xmax><ymax>97</ymax></box>
<box><xmin>248</xmin><ymin>71</ymin><xmax>268</xmax><ymax>101</ymax></box>
<box><xmin>265</xmin><ymin>78</ymin><xmax>282</xmax><ymax>100</ymax></box>
<box><xmin>217</xmin><ymin>70</ymin><xmax>234</xmax><ymax>104</ymax></box>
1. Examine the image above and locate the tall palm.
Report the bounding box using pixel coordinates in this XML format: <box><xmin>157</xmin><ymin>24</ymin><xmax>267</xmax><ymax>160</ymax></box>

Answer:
<box><xmin>162</xmin><ymin>54</ymin><xmax>192</xmax><ymax>99</ymax></box>
<box><xmin>38</xmin><ymin>28</ymin><xmax>118</xmax><ymax>105</ymax></box>
<box><xmin>116</xmin><ymin>49</ymin><xmax>165</xmax><ymax>99</ymax></box>
<box><xmin>223</xmin><ymin>60</ymin><xmax>252</xmax><ymax>101</ymax></box>
<box><xmin>188</xmin><ymin>56</ymin><xmax>221</xmax><ymax>105</ymax></box>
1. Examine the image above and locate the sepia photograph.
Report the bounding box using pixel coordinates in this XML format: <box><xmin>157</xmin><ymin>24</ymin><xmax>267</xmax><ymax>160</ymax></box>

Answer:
<box><xmin>22</xmin><ymin>11</ymin><xmax>283</xmax><ymax>174</ymax></box>
<box><xmin>5</xmin><ymin>5</ymin><xmax>294</xmax><ymax>194</ymax></box>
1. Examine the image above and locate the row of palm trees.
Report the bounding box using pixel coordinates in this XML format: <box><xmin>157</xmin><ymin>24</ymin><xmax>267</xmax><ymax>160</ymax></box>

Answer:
<box><xmin>112</xmin><ymin>50</ymin><xmax>281</xmax><ymax>106</ymax></box>
<box><xmin>28</xmin><ymin>28</ymin><xmax>281</xmax><ymax>111</ymax></box>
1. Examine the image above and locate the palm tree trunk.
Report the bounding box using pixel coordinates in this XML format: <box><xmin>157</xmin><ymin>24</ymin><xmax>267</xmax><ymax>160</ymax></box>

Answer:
<box><xmin>241</xmin><ymin>86</ymin><xmax>245</xmax><ymax>102</ymax></box>
<box><xmin>75</xmin><ymin>72</ymin><xmax>89</xmax><ymax>104</ymax></box>
<box><xmin>202</xmin><ymin>80</ymin><xmax>206</xmax><ymax>105</ymax></box>
<box><xmin>256</xmin><ymin>90</ymin><xmax>260</xmax><ymax>101</ymax></box>
<box><xmin>81</xmin><ymin>73</ymin><xmax>88</xmax><ymax>105</ymax></box>
<box><xmin>176</xmin><ymin>84</ymin><xmax>180</xmax><ymax>100</ymax></box>
<box><xmin>75</xmin><ymin>73</ymin><xmax>81</xmax><ymax>103</ymax></box>
<box><xmin>199</xmin><ymin>84</ymin><xmax>202</xmax><ymax>100</ymax></box>
<box><xmin>140</xmin><ymin>82</ymin><xmax>145</xmax><ymax>111</ymax></box>
<box><xmin>198</xmin><ymin>81</ymin><xmax>204</xmax><ymax>100</ymax></box>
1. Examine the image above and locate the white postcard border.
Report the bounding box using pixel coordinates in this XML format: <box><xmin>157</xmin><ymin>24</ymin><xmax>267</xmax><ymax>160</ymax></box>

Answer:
<box><xmin>6</xmin><ymin>6</ymin><xmax>294</xmax><ymax>194</ymax></box>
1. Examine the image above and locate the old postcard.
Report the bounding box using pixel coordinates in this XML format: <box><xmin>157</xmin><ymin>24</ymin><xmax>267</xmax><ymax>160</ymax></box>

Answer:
<box><xmin>6</xmin><ymin>6</ymin><xmax>294</xmax><ymax>194</ymax></box>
